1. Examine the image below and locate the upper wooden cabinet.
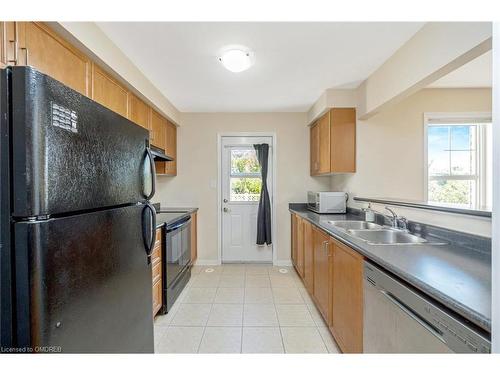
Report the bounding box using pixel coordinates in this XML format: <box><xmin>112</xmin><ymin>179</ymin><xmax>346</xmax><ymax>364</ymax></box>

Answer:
<box><xmin>16</xmin><ymin>22</ymin><xmax>91</xmax><ymax>96</ymax></box>
<box><xmin>310</xmin><ymin>108</ymin><xmax>356</xmax><ymax>176</ymax></box>
<box><xmin>92</xmin><ymin>64</ymin><xmax>129</xmax><ymax>118</ymax></box>
<box><xmin>128</xmin><ymin>94</ymin><xmax>151</xmax><ymax>131</ymax></box>
<box><xmin>3</xmin><ymin>21</ymin><xmax>179</xmax><ymax>177</ymax></box>
<box><xmin>163</xmin><ymin>120</ymin><xmax>177</xmax><ymax>175</ymax></box>
<box><xmin>1</xmin><ymin>22</ymin><xmax>16</xmax><ymax>68</ymax></box>
<box><xmin>330</xmin><ymin>238</ymin><xmax>364</xmax><ymax>353</ymax></box>
<box><xmin>150</xmin><ymin>109</ymin><xmax>167</xmax><ymax>150</ymax></box>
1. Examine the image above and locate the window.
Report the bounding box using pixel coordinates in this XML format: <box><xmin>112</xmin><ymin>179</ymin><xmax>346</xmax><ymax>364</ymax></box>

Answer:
<box><xmin>425</xmin><ymin>113</ymin><xmax>492</xmax><ymax>210</ymax></box>
<box><xmin>229</xmin><ymin>148</ymin><xmax>262</xmax><ymax>202</ymax></box>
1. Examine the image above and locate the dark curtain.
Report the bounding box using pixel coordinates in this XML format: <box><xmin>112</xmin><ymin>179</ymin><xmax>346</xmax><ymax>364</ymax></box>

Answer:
<box><xmin>254</xmin><ymin>143</ymin><xmax>272</xmax><ymax>245</ymax></box>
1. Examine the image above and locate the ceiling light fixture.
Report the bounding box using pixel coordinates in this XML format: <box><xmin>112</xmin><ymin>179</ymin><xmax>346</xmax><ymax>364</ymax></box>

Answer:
<box><xmin>218</xmin><ymin>47</ymin><xmax>254</xmax><ymax>73</ymax></box>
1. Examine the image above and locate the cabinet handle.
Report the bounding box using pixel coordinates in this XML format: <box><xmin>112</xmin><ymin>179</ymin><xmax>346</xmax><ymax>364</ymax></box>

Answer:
<box><xmin>325</xmin><ymin>241</ymin><xmax>332</xmax><ymax>257</ymax></box>
<box><xmin>20</xmin><ymin>47</ymin><xmax>28</xmax><ymax>66</ymax></box>
<box><xmin>322</xmin><ymin>240</ymin><xmax>328</xmax><ymax>253</ymax></box>
<box><xmin>7</xmin><ymin>40</ymin><xmax>18</xmax><ymax>64</ymax></box>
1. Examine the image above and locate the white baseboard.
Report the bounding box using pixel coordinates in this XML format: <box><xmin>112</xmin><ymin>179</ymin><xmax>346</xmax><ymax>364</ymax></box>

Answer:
<box><xmin>273</xmin><ymin>260</ymin><xmax>293</xmax><ymax>267</ymax></box>
<box><xmin>194</xmin><ymin>259</ymin><xmax>292</xmax><ymax>267</ymax></box>
<box><xmin>193</xmin><ymin>260</ymin><xmax>222</xmax><ymax>266</ymax></box>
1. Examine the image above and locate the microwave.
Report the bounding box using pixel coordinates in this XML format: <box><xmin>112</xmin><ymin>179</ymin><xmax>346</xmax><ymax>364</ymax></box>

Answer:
<box><xmin>307</xmin><ymin>191</ymin><xmax>348</xmax><ymax>214</ymax></box>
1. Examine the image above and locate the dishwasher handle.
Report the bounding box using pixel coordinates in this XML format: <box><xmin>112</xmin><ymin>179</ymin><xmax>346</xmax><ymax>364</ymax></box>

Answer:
<box><xmin>380</xmin><ymin>289</ymin><xmax>446</xmax><ymax>344</ymax></box>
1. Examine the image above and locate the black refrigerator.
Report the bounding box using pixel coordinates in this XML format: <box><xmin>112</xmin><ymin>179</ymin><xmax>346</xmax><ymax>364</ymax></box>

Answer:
<box><xmin>0</xmin><ymin>66</ymin><xmax>157</xmax><ymax>353</ymax></box>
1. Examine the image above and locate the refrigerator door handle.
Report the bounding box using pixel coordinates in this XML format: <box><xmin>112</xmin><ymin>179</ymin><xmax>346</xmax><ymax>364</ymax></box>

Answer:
<box><xmin>142</xmin><ymin>202</ymin><xmax>157</xmax><ymax>258</ymax></box>
<box><xmin>145</xmin><ymin>147</ymin><xmax>156</xmax><ymax>200</ymax></box>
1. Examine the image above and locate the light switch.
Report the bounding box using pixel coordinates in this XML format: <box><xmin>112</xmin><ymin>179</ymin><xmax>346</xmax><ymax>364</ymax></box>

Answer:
<box><xmin>209</xmin><ymin>179</ymin><xmax>217</xmax><ymax>189</ymax></box>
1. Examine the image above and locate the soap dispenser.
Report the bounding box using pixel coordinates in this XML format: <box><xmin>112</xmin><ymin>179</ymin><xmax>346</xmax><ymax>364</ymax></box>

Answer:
<box><xmin>364</xmin><ymin>203</ymin><xmax>375</xmax><ymax>222</ymax></box>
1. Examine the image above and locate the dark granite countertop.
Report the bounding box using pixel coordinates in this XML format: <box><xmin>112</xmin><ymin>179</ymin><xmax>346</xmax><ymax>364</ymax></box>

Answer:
<box><xmin>154</xmin><ymin>207</ymin><xmax>198</xmax><ymax>228</ymax></box>
<box><xmin>289</xmin><ymin>204</ymin><xmax>491</xmax><ymax>333</ymax></box>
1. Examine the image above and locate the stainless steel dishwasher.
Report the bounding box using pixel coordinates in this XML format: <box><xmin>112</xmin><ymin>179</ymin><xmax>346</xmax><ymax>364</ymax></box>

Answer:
<box><xmin>363</xmin><ymin>261</ymin><xmax>490</xmax><ymax>353</ymax></box>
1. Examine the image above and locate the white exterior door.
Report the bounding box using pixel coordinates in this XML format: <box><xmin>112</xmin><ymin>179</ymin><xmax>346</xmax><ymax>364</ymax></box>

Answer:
<box><xmin>221</xmin><ymin>136</ymin><xmax>273</xmax><ymax>263</ymax></box>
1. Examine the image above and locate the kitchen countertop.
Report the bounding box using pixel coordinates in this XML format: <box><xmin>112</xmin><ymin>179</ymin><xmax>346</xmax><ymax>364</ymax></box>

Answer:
<box><xmin>154</xmin><ymin>207</ymin><xmax>198</xmax><ymax>228</ymax></box>
<box><xmin>289</xmin><ymin>204</ymin><xmax>491</xmax><ymax>333</ymax></box>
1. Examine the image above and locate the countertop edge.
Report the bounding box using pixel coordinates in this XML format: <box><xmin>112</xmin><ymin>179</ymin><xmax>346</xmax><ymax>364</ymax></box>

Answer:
<box><xmin>289</xmin><ymin>207</ymin><xmax>491</xmax><ymax>333</ymax></box>
<box><xmin>155</xmin><ymin>207</ymin><xmax>198</xmax><ymax>228</ymax></box>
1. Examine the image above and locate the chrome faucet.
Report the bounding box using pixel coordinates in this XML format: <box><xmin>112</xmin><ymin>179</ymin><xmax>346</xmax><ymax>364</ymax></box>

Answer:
<box><xmin>384</xmin><ymin>206</ymin><xmax>408</xmax><ymax>231</ymax></box>
<box><xmin>385</xmin><ymin>207</ymin><xmax>399</xmax><ymax>228</ymax></box>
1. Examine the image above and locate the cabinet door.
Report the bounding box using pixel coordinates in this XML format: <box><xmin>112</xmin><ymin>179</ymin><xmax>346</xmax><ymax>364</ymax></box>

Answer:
<box><xmin>1</xmin><ymin>22</ymin><xmax>16</xmax><ymax>67</ymax></box>
<box><xmin>330</xmin><ymin>239</ymin><xmax>364</xmax><ymax>353</ymax></box>
<box><xmin>303</xmin><ymin>220</ymin><xmax>314</xmax><ymax>293</ymax></box>
<box><xmin>312</xmin><ymin>226</ymin><xmax>332</xmax><ymax>323</ymax></box>
<box><xmin>310</xmin><ymin>123</ymin><xmax>320</xmax><ymax>175</ymax></box>
<box><xmin>190</xmin><ymin>212</ymin><xmax>197</xmax><ymax>263</ymax></box>
<box><xmin>317</xmin><ymin>112</ymin><xmax>331</xmax><ymax>174</ymax></box>
<box><xmin>16</xmin><ymin>22</ymin><xmax>91</xmax><ymax>96</ymax></box>
<box><xmin>296</xmin><ymin>217</ymin><xmax>305</xmax><ymax>278</ymax></box>
<box><xmin>164</xmin><ymin>120</ymin><xmax>177</xmax><ymax>175</ymax></box>
<box><xmin>128</xmin><ymin>93</ymin><xmax>151</xmax><ymax>131</ymax></box>
<box><xmin>330</xmin><ymin>108</ymin><xmax>356</xmax><ymax>173</ymax></box>
<box><xmin>150</xmin><ymin>109</ymin><xmax>167</xmax><ymax>150</ymax></box>
<box><xmin>92</xmin><ymin>64</ymin><xmax>129</xmax><ymax>118</ymax></box>
<box><xmin>152</xmin><ymin>280</ymin><xmax>162</xmax><ymax>317</ymax></box>
<box><xmin>291</xmin><ymin>214</ymin><xmax>298</xmax><ymax>267</ymax></box>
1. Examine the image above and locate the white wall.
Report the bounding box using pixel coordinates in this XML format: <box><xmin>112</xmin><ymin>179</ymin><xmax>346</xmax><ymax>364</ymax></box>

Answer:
<box><xmin>155</xmin><ymin>113</ymin><xmax>330</xmax><ymax>264</ymax></box>
<box><xmin>331</xmin><ymin>88</ymin><xmax>492</xmax><ymax>237</ymax></box>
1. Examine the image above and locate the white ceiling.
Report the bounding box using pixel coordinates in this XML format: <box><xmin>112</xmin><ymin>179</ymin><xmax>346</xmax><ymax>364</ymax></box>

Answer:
<box><xmin>97</xmin><ymin>22</ymin><xmax>424</xmax><ymax>112</ymax></box>
<box><xmin>429</xmin><ymin>50</ymin><xmax>492</xmax><ymax>88</ymax></box>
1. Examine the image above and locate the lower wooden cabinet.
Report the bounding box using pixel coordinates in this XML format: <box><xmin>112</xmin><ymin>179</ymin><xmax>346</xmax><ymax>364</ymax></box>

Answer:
<box><xmin>291</xmin><ymin>213</ymin><xmax>305</xmax><ymax>278</ymax></box>
<box><xmin>152</xmin><ymin>278</ymin><xmax>162</xmax><ymax>317</ymax></box>
<box><xmin>330</xmin><ymin>238</ymin><xmax>364</xmax><ymax>353</ymax></box>
<box><xmin>303</xmin><ymin>219</ymin><xmax>314</xmax><ymax>294</ymax></box>
<box><xmin>290</xmin><ymin>212</ymin><xmax>364</xmax><ymax>353</ymax></box>
<box><xmin>152</xmin><ymin>227</ymin><xmax>163</xmax><ymax>317</ymax></box>
<box><xmin>291</xmin><ymin>213</ymin><xmax>298</xmax><ymax>267</ymax></box>
<box><xmin>312</xmin><ymin>226</ymin><xmax>332</xmax><ymax>324</ymax></box>
<box><xmin>190</xmin><ymin>212</ymin><xmax>197</xmax><ymax>263</ymax></box>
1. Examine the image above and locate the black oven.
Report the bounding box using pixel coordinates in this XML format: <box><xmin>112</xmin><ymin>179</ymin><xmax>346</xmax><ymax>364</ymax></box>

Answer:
<box><xmin>162</xmin><ymin>215</ymin><xmax>191</xmax><ymax>313</ymax></box>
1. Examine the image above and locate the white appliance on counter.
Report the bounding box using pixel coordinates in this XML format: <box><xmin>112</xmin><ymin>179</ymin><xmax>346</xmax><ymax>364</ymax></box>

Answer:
<box><xmin>307</xmin><ymin>191</ymin><xmax>348</xmax><ymax>214</ymax></box>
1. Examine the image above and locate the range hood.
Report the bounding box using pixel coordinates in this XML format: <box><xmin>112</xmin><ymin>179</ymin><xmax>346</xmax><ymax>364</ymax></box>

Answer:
<box><xmin>150</xmin><ymin>145</ymin><xmax>174</xmax><ymax>162</ymax></box>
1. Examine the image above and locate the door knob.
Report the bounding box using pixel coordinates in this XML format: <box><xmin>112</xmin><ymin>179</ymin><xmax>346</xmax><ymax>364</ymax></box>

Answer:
<box><xmin>223</xmin><ymin>207</ymin><xmax>230</xmax><ymax>212</ymax></box>
<box><xmin>223</xmin><ymin>199</ymin><xmax>228</xmax><ymax>203</ymax></box>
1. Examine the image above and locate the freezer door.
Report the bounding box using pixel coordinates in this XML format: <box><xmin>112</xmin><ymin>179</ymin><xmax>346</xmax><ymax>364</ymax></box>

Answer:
<box><xmin>13</xmin><ymin>204</ymin><xmax>154</xmax><ymax>353</ymax></box>
<box><xmin>10</xmin><ymin>66</ymin><xmax>154</xmax><ymax>217</ymax></box>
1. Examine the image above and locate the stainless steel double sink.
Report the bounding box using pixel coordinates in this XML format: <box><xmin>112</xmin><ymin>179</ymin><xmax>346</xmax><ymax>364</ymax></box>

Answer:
<box><xmin>327</xmin><ymin>220</ymin><xmax>434</xmax><ymax>245</ymax></box>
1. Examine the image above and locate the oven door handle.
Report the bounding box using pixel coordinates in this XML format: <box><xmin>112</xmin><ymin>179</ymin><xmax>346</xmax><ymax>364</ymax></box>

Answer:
<box><xmin>166</xmin><ymin>216</ymin><xmax>191</xmax><ymax>233</ymax></box>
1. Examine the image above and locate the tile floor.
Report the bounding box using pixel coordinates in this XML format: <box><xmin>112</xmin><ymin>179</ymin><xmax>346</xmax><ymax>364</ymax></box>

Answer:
<box><xmin>154</xmin><ymin>264</ymin><xmax>341</xmax><ymax>353</ymax></box>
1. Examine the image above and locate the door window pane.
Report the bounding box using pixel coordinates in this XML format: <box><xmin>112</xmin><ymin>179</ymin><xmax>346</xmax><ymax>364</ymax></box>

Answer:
<box><xmin>231</xmin><ymin>150</ymin><xmax>261</xmax><ymax>175</ymax></box>
<box><xmin>230</xmin><ymin>177</ymin><xmax>262</xmax><ymax>202</ymax></box>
